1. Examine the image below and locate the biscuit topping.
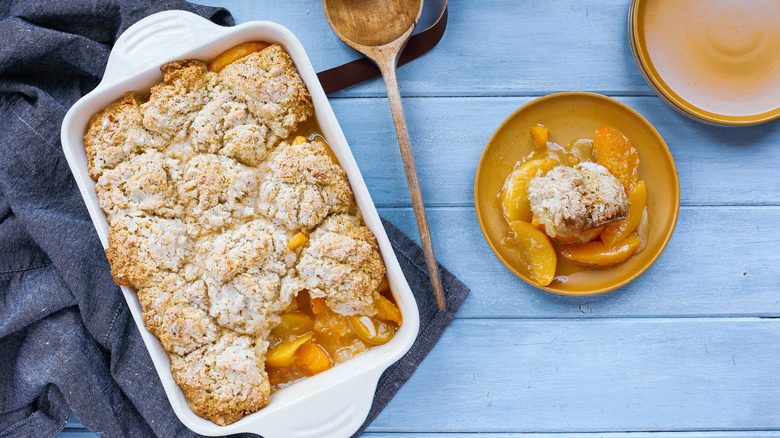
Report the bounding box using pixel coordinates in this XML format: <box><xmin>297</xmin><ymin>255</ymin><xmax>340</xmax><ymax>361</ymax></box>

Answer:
<box><xmin>528</xmin><ymin>162</ymin><xmax>629</xmax><ymax>238</ymax></box>
<box><xmin>84</xmin><ymin>44</ymin><xmax>394</xmax><ymax>425</ymax></box>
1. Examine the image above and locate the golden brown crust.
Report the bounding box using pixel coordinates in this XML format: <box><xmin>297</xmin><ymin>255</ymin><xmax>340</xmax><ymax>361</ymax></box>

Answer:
<box><xmin>170</xmin><ymin>332</ymin><xmax>270</xmax><ymax>426</ymax></box>
<box><xmin>137</xmin><ymin>274</ymin><xmax>217</xmax><ymax>356</ymax></box>
<box><xmin>160</xmin><ymin>59</ymin><xmax>209</xmax><ymax>90</ymax></box>
<box><xmin>528</xmin><ymin>162</ymin><xmax>629</xmax><ymax>237</ymax></box>
<box><xmin>294</xmin><ymin>214</ymin><xmax>385</xmax><ymax>316</ymax></box>
<box><xmin>219</xmin><ymin>45</ymin><xmax>314</xmax><ymax>140</ymax></box>
<box><xmin>105</xmin><ymin>216</ymin><xmax>191</xmax><ymax>289</ymax></box>
<box><xmin>258</xmin><ymin>138</ymin><xmax>354</xmax><ymax>230</ymax></box>
<box><xmin>84</xmin><ymin>93</ymin><xmax>164</xmax><ymax>179</ymax></box>
<box><xmin>94</xmin><ymin>150</ymin><xmax>183</xmax><ymax>221</ymax></box>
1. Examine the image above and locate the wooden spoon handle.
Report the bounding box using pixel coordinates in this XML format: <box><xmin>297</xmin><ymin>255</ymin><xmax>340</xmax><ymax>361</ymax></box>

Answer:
<box><xmin>378</xmin><ymin>60</ymin><xmax>446</xmax><ymax>311</ymax></box>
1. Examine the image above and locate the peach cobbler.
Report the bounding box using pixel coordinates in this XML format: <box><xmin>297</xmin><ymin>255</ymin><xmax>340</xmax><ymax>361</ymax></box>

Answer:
<box><xmin>84</xmin><ymin>42</ymin><xmax>401</xmax><ymax>425</ymax></box>
<box><xmin>500</xmin><ymin>124</ymin><xmax>649</xmax><ymax>287</ymax></box>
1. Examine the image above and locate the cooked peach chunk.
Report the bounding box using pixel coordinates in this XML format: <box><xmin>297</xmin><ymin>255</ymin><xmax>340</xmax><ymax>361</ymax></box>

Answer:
<box><xmin>292</xmin><ymin>135</ymin><xmax>308</xmax><ymax>146</ymax></box>
<box><xmin>375</xmin><ymin>294</ymin><xmax>403</xmax><ymax>325</ymax></box>
<box><xmin>509</xmin><ymin>220</ymin><xmax>557</xmax><ymax>286</ymax></box>
<box><xmin>208</xmin><ymin>41</ymin><xmax>270</xmax><ymax>72</ymax></box>
<box><xmin>601</xmin><ymin>180</ymin><xmax>647</xmax><ymax>248</ymax></box>
<box><xmin>593</xmin><ymin>125</ymin><xmax>639</xmax><ymax>193</ymax></box>
<box><xmin>271</xmin><ymin>312</ymin><xmax>314</xmax><ymax>339</ymax></box>
<box><xmin>287</xmin><ymin>232</ymin><xmax>308</xmax><ymax>250</ymax></box>
<box><xmin>295</xmin><ymin>342</ymin><xmax>332</xmax><ymax>376</ymax></box>
<box><xmin>310</xmin><ymin>297</ymin><xmax>328</xmax><ymax>314</ymax></box>
<box><xmin>634</xmin><ymin>208</ymin><xmax>649</xmax><ymax>253</ymax></box>
<box><xmin>377</xmin><ymin>276</ymin><xmax>390</xmax><ymax>293</ymax></box>
<box><xmin>501</xmin><ymin>157</ymin><xmax>559</xmax><ymax>222</ymax></box>
<box><xmin>266</xmin><ymin>333</ymin><xmax>313</xmax><ymax>368</ymax></box>
<box><xmin>530</xmin><ymin>125</ymin><xmax>549</xmax><ymax>148</ymax></box>
<box><xmin>349</xmin><ymin>315</ymin><xmax>395</xmax><ymax>345</ymax></box>
<box><xmin>559</xmin><ymin>233</ymin><xmax>641</xmax><ymax>266</ymax></box>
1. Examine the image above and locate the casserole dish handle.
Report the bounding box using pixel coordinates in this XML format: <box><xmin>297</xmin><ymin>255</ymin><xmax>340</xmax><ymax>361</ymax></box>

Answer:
<box><xmin>251</xmin><ymin>369</ymin><xmax>384</xmax><ymax>438</ymax></box>
<box><xmin>102</xmin><ymin>11</ymin><xmax>226</xmax><ymax>87</ymax></box>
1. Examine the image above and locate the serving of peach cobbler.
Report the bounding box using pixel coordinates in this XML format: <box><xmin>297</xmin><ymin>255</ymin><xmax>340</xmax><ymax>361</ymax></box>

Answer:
<box><xmin>500</xmin><ymin>124</ymin><xmax>649</xmax><ymax>287</ymax></box>
<box><xmin>83</xmin><ymin>42</ymin><xmax>401</xmax><ymax>426</ymax></box>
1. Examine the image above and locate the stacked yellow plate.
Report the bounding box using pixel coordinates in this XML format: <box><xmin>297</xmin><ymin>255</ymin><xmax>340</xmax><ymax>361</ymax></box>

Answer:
<box><xmin>629</xmin><ymin>0</ymin><xmax>780</xmax><ymax>126</ymax></box>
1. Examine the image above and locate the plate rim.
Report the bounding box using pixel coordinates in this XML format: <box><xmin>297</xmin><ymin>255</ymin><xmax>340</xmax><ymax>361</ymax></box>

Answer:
<box><xmin>629</xmin><ymin>0</ymin><xmax>780</xmax><ymax>126</ymax></box>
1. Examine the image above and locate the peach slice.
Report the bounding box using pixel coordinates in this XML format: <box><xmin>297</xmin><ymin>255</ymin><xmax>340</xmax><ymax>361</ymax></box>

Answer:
<box><xmin>374</xmin><ymin>294</ymin><xmax>403</xmax><ymax>325</ymax></box>
<box><xmin>266</xmin><ymin>332</ymin><xmax>313</xmax><ymax>368</ymax></box>
<box><xmin>530</xmin><ymin>125</ymin><xmax>549</xmax><ymax>148</ymax></box>
<box><xmin>593</xmin><ymin>125</ymin><xmax>639</xmax><ymax>193</ymax></box>
<box><xmin>559</xmin><ymin>233</ymin><xmax>641</xmax><ymax>266</ymax></box>
<box><xmin>501</xmin><ymin>157</ymin><xmax>559</xmax><ymax>222</ymax></box>
<box><xmin>310</xmin><ymin>297</ymin><xmax>329</xmax><ymax>315</ymax></box>
<box><xmin>377</xmin><ymin>276</ymin><xmax>390</xmax><ymax>293</ymax></box>
<box><xmin>634</xmin><ymin>208</ymin><xmax>649</xmax><ymax>253</ymax></box>
<box><xmin>509</xmin><ymin>220</ymin><xmax>557</xmax><ymax>287</ymax></box>
<box><xmin>601</xmin><ymin>180</ymin><xmax>647</xmax><ymax>248</ymax></box>
<box><xmin>349</xmin><ymin>315</ymin><xmax>395</xmax><ymax>345</ymax></box>
<box><xmin>295</xmin><ymin>342</ymin><xmax>332</xmax><ymax>376</ymax></box>
<box><xmin>208</xmin><ymin>41</ymin><xmax>270</xmax><ymax>73</ymax></box>
<box><xmin>271</xmin><ymin>312</ymin><xmax>314</xmax><ymax>339</ymax></box>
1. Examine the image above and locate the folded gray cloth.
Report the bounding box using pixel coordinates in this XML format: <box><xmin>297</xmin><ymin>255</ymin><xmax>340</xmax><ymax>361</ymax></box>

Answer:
<box><xmin>0</xmin><ymin>1</ymin><xmax>469</xmax><ymax>437</ymax></box>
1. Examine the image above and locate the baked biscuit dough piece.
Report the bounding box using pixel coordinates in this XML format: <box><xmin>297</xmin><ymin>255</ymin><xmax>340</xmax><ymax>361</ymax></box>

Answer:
<box><xmin>197</xmin><ymin>218</ymin><xmax>296</xmax><ymax>284</ymax></box>
<box><xmin>178</xmin><ymin>154</ymin><xmax>259</xmax><ymax>233</ymax></box>
<box><xmin>105</xmin><ymin>216</ymin><xmax>191</xmax><ymax>288</ymax></box>
<box><xmin>295</xmin><ymin>214</ymin><xmax>386</xmax><ymax>316</ymax></box>
<box><xmin>528</xmin><ymin>162</ymin><xmax>629</xmax><ymax>238</ymax></box>
<box><xmin>137</xmin><ymin>273</ymin><xmax>218</xmax><ymax>356</ymax></box>
<box><xmin>206</xmin><ymin>271</ymin><xmax>294</xmax><ymax>337</ymax></box>
<box><xmin>153</xmin><ymin>305</ymin><xmax>219</xmax><ymax>356</ymax></box>
<box><xmin>189</xmin><ymin>90</ymin><xmax>274</xmax><ymax>167</ymax></box>
<box><xmin>219</xmin><ymin>45</ymin><xmax>314</xmax><ymax>140</ymax></box>
<box><xmin>259</xmin><ymin>138</ymin><xmax>353</xmax><ymax>230</ymax></box>
<box><xmin>170</xmin><ymin>331</ymin><xmax>270</xmax><ymax>426</ymax></box>
<box><xmin>95</xmin><ymin>150</ymin><xmax>183</xmax><ymax>221</ymax></box>
<box><xmin>83</xmin><ymin>92</ymin><xmax>165</xmax><ymax>179</ymax></box>
<box><xmin>141</xmin><ymin>60</ymin><xmax>216</xmax><ymax>141</ymax></box>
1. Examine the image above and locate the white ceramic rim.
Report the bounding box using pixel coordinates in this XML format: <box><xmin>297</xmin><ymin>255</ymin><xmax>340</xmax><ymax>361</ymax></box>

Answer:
<box><xmin>59</xmin><ymin>10</ymin><xmax>420</xmax><ymax>438</ymax></box>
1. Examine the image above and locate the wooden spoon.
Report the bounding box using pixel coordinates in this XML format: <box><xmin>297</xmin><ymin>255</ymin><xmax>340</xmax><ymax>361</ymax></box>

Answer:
<box><xmin>323</xmin><ymin>0</ymin><xmax>446</xmax><ymax>311</ymax></box>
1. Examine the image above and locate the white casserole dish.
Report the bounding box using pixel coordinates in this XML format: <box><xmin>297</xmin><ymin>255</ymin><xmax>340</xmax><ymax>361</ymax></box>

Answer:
<box><xmin>60</xmin><ymin>10</ymin><xmax>420</xmax><ymax>437</ymax></box>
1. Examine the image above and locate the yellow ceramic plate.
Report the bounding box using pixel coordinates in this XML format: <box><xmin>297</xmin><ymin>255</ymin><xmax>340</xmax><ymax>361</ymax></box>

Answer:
<box><xmin>630</xmin><ymin>0</ymin><xmax>780</xmax><ymax>125</ymax></box>
<box><xmin>474</xmin><ymin>92</ymin><xmax>679</xmax><ymax>295</ymax></box>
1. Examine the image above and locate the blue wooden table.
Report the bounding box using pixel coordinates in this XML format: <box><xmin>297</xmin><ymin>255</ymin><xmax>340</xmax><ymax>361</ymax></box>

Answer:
<box><xmin>60</xmin><ymin>1</ymin><xmax>780</xmax><ymax>436</ymax></box>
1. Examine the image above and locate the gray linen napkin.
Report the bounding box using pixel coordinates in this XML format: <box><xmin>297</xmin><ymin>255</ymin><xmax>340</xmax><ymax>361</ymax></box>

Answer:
<box><xmin>0</xmin><ymin>1</ymin><xmax>469</xmax><ymax>437</ymax></box>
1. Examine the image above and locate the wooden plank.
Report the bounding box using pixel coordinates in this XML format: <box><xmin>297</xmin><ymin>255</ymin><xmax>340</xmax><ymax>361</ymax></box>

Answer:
<box><xmin>377</xmin><ymin>206</ymin><xmax>780</xmax><ymax>318</ymax></box>
<box><xmin>54</xmin><ymin>433</ymin><xmax>98</xmax><ymax>438</ymax></box>
<box><xmin>367</xmin><ymin>318</ymin><xmax>780</xmax><ymax>433</ymax></box>
<box><xmin>333</xmin><ymin>96</ymin><xmax>780</xmax><ymax>208</ymax></box>
<box><xmin>57</xmin><ymin>426</ymin><xmax>780</xmax><ymax>437</ymax></box>
<box><xmin>193</xmin><ymin>0</ymin><xmax>653</xmax><ymax>97</ymax></box>
<box><xmin>364</xmin><ymin>434</ymin><xmax>780</xmax><ymax>438</ymax></box>
<box><xmin>361</xmin><ymin>430</ymin><xmax>780</xmax><ymax>438</ymax></box>
<box><xmin>56</xmin><ymin>319</ymin><xmax>780</xmax><ymax>435</ymax></box>
<box><xmin>65</xmin><ymin>414</ymin><xmax>81</xmax><ymax>428</ymax></box>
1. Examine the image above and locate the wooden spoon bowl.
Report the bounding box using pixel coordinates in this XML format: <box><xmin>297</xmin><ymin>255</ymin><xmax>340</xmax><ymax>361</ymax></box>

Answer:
<box><xmin>325</xmin><ymin>0</ymin><xmax>421</xmax><ymax>47</ymax></box>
